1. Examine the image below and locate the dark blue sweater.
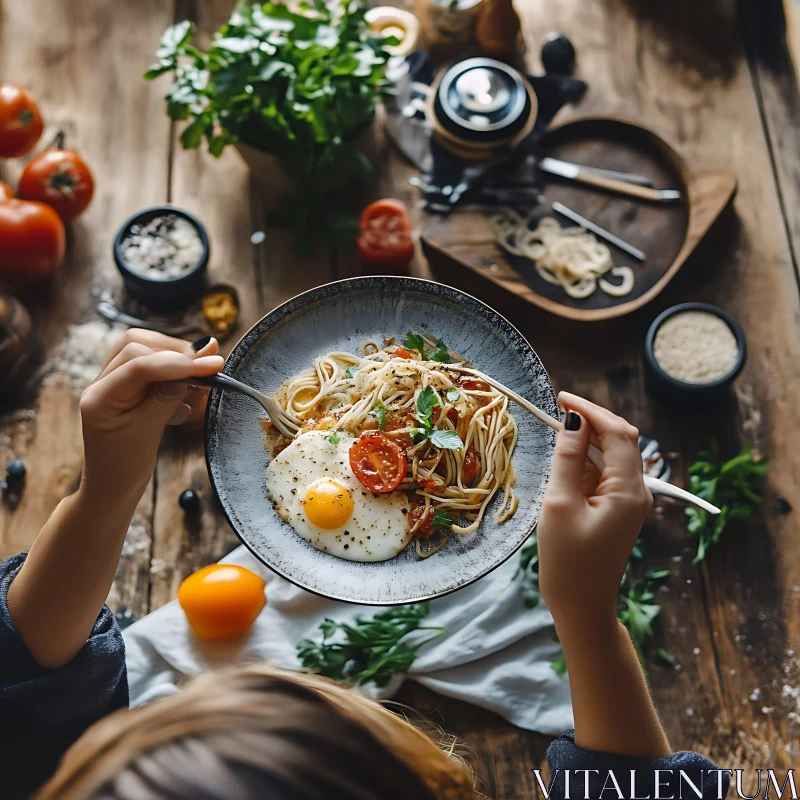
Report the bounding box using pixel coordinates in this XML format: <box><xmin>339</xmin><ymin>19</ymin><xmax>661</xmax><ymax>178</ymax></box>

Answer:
<box><xmin>0</xmin><ymin>553</ymin><xmax>728</xmax><ymax>798</ymax></box>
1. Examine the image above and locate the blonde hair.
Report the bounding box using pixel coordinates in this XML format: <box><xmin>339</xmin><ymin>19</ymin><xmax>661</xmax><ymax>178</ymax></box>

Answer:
<box><xmin>39</xmin><ymin>663</ymin><xmax>480</xmax><ymax>800</ymax></box>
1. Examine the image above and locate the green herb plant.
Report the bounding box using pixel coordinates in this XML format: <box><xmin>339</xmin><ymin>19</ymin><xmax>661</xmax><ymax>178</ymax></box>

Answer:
<box><xmin>685</xmin><ymin>442</ymin><xmax>769</xmax><ymax>563</ymax></box>
<box><xmin>296</xmin><ymin>604</ymin><xmax>442</xmax><ymax>687</ymax></box>
<box><xmin>145</xmin><ymin>1</ymin><xmax>393</xmax><ymax>255</ymax></box>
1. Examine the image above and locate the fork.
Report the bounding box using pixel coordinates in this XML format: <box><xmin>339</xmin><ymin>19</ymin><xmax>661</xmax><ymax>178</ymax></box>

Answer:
<box><xmin>417</xmin><ymin>332</ymin><xmax>720</xmax><ymax>515</ymax></box>
<box><xmin>186</xmin><ymin>374</ymin><xmax>300</xmax><ymax>439</ymax></box>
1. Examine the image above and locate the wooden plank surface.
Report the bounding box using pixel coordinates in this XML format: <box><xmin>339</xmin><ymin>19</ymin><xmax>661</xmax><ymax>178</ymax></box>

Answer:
<box><xmin>1</xmin><ymin>0</ymin><xmax>799</xmax><ymax>793</ymax></box>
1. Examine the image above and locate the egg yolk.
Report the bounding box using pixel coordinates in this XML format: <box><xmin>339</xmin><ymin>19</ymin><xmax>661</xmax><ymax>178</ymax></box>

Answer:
<box><xmin>304</xmin><ymin>479</ymin><xmax>354</xmax><ymax>529</ymax></box>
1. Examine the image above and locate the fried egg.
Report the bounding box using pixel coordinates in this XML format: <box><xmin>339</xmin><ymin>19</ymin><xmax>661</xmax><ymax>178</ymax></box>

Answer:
<box><xmin>266</xmin><ymin>430</ymin><xmax>411</xmax><ymax>562</ymax></box>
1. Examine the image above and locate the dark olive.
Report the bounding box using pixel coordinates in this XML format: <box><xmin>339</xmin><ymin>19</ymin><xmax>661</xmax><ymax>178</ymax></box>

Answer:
<box><xmin>179</xmin><ymin>489</ymin><xmax>201</xmax><ymax>514</ymax></box>
<box><xmin>541</xmin><ymin>33</ymin><xmax>576</xmax><ymax>74</ymax></box>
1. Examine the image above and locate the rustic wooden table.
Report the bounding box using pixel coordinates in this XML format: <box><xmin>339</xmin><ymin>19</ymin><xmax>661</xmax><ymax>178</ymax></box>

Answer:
<box><xmin>2</xmin><ymin>0</ymin><xmax>799</xmax><ymax>795</ymax></box>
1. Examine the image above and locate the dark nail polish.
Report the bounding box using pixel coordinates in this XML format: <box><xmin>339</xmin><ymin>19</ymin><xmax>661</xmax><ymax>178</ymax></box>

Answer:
<box><xmin>565</xmin><ymin>411</ymin><xmax>581</xmax><ymax>431</ymax></box>
<box><xmin>191</xmin><ymin>335</ymin><xmax>212</xmax><ymax>353</ymax></box>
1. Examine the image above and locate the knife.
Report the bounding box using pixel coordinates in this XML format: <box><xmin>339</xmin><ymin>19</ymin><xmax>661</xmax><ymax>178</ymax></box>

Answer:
<box><xmin>540</xmin><ymin>157</ymin><xmax>681</xmax><ymax>203</ymax></box>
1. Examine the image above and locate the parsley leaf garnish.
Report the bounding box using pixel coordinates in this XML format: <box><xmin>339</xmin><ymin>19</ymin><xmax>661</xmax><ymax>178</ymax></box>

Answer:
<box><xmin>345</xmin><ymin>365</ymin><xmax>358</xmax><ymax>379</ymax></box>
<box><xmin>370</xmin><ymin>401</ymin><xmax>387</xmax><ymax>431</ymax></box>
<box><xmin>414</xmin><ymin>387</ymin><xmax>463</xmax><ymax>450</ymax></box>
<box><xmin>685</xmin><ymin>442</ymin><xmax>768</xmax><ymax>563</ymax></box>
<box><xmin>402</xmin><ymin>332</ymin><xmax>451</xmax><ymax>363</ymax></box>
<box><xmin>296</xmin><ymin>605</ymin><xmax>443</xmax><ymax>688</ymax></box>
<box><xmin>446</xmin><ymin>387</ymin><xmax>460</xmax><ymax>403</ymax></box>
<box><xmin>403</xmin><ymin>332</ymin><xmax>428</xmax><ymax>356</ymax></box>
<box><xmin>429</xmin><ymin>430</ymin><xmax>463</xmax><ymax>450</ymax></box>
<box><xmin>430</xmin><ymin>340</ymin><xmax>451</xmax><ymax>363</ymax></box>
<box><xmin>416</xmin><ymin>386</ymin><xmax>440</xmax><ymax>425</ymax></box>
<box><xmin>431</xmin><ymin>509</ymin><xmax>453</xmax><ymax>529</ymax></box>
<box><xmin>327</xmin><ymin>430</ymin><xmax>340</xmax><ymax>445</ymax></box>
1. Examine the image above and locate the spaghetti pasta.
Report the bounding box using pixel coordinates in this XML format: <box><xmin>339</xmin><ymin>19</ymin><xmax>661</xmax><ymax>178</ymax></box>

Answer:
<box><xmin>273</xmin><ymin>340</ymin><xmax>519</xmax><ymax>558</ymax></box>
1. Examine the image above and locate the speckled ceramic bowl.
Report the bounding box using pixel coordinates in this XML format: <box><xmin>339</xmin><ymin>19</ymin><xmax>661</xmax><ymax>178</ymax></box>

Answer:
<box><xmin>205</xmin><ymin>277</ymin><xmax>557</xmax><ymax>604</ymax></box>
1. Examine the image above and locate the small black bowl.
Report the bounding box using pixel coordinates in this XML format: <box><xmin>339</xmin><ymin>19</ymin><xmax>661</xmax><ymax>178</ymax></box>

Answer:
<box><xmin>113</xmin><ymin>206</ymin><xmax>209</xmax><ymax>310</ymax></box>
<box><xmin>644</xmin><ymin>302</ymin><xmax>747</xmax><ymax>407</ymax></box>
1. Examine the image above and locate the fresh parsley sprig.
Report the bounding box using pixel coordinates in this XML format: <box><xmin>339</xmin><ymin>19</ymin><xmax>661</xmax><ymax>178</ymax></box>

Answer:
<box><xmin>519</xmin><ymin>536</ymin><xmax>672</xmax><ymax>676</ymax></box>
<box><xmin>403</xmin><ymin>332</ymin><xmax>451</xmax><ymax>363</ymax></box>
<box><xmin>685</xmin><ymin>442</ymin><xmax>769</xmax><ymax>563</ymax></box>
<box><xmin>618</xmin><ymin>568</ymin><xmax>670</xmax><ymax>668</ymax></box>
<box><xmin>345</xmin><ymin>365</ymin><xmax>359</xmax><ymax>379</ymax></box>
<box><xmin>370</xmin><ymin>401</ymin><xmax>387</xmax><ymax>431</ymax></box>
<box><xmin>431</xmin><ymin>509</ymin><xmax>453</xmax><ymax>529</ymax></box>
<box><xmin>327</xmin><ymin>430</ymin><xmax>340</xmax><ymax>445</ymax></box>
<box><xmin>296</xmin><ymin>604</ymin><xmax>442</xmax><ymax>687</ymax></box>
<box><xmin>413</xmin><ymin>387</ymin><xmax>464</xmax><ymax>450</ymax></box>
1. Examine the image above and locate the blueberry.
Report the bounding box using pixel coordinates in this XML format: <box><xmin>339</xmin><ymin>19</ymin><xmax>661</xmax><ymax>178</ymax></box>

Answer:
<box><xmin>179</xmin><ymin>489</ymin><xmax>201</xmax><ymax>514</ymax></box>
<box><xmin>6</xmin><ymin>458</ymin><xmax>26</xmax><ymax>482</ymax></box>
<box><xmin>775</xmin><ymin>497</ymin><xmax>793</xmax><ymax>514</ymax></box>
<box><xmin>541</xmin><ymin>33</ymin><xmax>576</xmax><ymax>74</ymax></box>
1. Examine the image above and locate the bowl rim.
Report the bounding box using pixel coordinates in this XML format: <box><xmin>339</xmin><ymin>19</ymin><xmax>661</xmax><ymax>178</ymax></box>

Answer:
<box><xmin>113</xmin><ymin>204</ymin><xmax>210</xmax><ymax>286</ymax></box>
<box><xmin>644</xmin><ymin>302</ymin><xmax>747</xmax><ymax>392</ymax></box>
<box><xmin>204</xmin><ymin>275</ymin><xmax>557</xmax><ymax>605</ymax></box>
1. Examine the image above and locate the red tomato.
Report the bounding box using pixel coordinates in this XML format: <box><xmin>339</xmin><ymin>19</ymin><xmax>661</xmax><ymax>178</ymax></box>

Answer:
<box><xmin>446</xmin><ymin>407</ymin><xmax>459</xmax><ymax>426</ymax></box>
<box><xmin>0</xmin><ymin>182</ymin><xmax>13</xmax><ymax>200</ymax></box>
<box><xmin>460</xmin><ymin>379</ymin><xmax>492</xmax><ymax>394</ymax></box>
<box><xmin>462</xmin><ymin>448</ymin><xmax>480</xmax><ymax>485</ymax></box>
<box><xmin>393</xmin><ymin>345</ymin><xmax>414</xmax><ymax>359</ymax></box>
<box><xmin>0</xmin><ymin>199</ymin><xmax>65</xmax><ymax>282</ymax></box>
<box><xmin>19</xmin><ymin>149</ymin><xmax>94</xmax><ymax>221</ymax></box>
<box><xmin>357</xmin><ymin>198</ymin><xmax>415</xmax><ymax>270</ymax></box>
<box><xmin>417</xmin><ymin>477</ymin><xmax>438</xmax><ymax>489</ymax></box>
<box><xmin>349</xmin><ymin>431</ymin><xmax>407</xmax><ymax>493</ymax></box>
<box><xmin>383</xmin><ymin>409</ymin><xmax>416</xmax><ymax>450</ymax></box>
<box><xmin>0</xmin><ymin>84</ymin><xmax>43</xmax><ymax>158</ymax></box>
<box><xmin>408</xmin><ymin>497</ymin><xmax>435</xmax><ymax>538</ymax></box>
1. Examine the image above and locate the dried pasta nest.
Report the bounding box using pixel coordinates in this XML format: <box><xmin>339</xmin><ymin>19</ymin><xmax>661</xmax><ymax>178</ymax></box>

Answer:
<box><xmin>489</xmin><ymin>210</ymin><xmax>635</xmax><ymax>300</ymax></box>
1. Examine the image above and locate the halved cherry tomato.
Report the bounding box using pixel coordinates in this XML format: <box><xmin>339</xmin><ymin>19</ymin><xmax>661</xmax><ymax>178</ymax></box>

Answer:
<box><xmin>357</xmin><ymin>198</ymin><xmax>415</xmax><ymax>270</ymax></box>
<box><xmin>460</xmin><ymin>379</ymin><xmax>491</xmax><ymax>393</ymax></box>
<box><xmin>349</xmin><ymin>431</ymin><xmax>407</xmax><ymax>493</ymax></box>
<box><xmin>178</xmin><ymin>564</ymin><xmax>266</xmax><ymax>640</ymax></box>
<box><xmin>393</xmin><ymin>345</ymin><xmax>414</xmax><ymax>359</ymax></box>
<box><xmin>462</xmin><ymin>448</ymin><xmax>480</xmax><ymax>486</ymax></box>
<box><xmin>0</xmin><ymin>84</ymin><xmax>43</xmax><ymax>158</ymax></box>
<box><xmin>417</xmin><ymin>477</ymin><xmax>437</xmax><ymax>489</ymax></box>
<box><xmin>0</xmin><ymin>199</ymin><xmax>65</xmax><ymax>283</ymax></box>
<box><xmin>408</xmin><ymin>497</ymin><xmax>435</xmax><ymax>538</ymax></box>
<box><xmin>0</xmin><ymin>182</ymin><xmax>13</xmax><ymax>201</ymax></box>
<box><xmin>383</xmin><ymin>409</ymin><xmax>416</xmax><ymax>450</ymax></box>
<box><xmin>19</xmin><ymin>149</ymin><xmax>94</xmax><ymax>221</ymax></box>
<box><xmin>446</xmin><ymin>407</ymin><xmax>459</xmax><ymax>426</ymax></box>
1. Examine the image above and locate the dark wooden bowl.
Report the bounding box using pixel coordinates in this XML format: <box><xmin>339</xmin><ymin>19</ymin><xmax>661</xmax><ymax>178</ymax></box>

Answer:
<box><xmin>421</xmin><ymin>116</ymin><xmax>737</xmax><ymax>321</ymax></box>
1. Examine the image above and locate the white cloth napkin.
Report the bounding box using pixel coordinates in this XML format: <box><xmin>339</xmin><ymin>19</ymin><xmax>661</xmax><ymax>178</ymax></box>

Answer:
<box><xmin>123</xmin><ymin>544</ymin><xmax>573</xmax><ymax>735</ymax></box>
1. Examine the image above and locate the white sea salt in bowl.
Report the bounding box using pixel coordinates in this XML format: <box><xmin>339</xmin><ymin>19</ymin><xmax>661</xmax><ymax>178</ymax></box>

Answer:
<box><xmin>644</xmin><ymin>303</ymin><xmax>747</xmax><ymax>405</ymax></box>
<box><xmin>113</xmin><ymin>205</ymin><xmax>209</xmax><ymax>310</ymax></box>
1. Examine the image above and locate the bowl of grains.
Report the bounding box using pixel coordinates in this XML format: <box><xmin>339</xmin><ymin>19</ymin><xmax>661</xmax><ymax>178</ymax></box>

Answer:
<box><xmin>113</xmin><ymin>206</ymin><xmax>209</xmax><ymax>309</ymax></box>
<box><xmin>645</xmin><ymin>302</ymin><xmax>747</xmax><ymax>404</ymax></box>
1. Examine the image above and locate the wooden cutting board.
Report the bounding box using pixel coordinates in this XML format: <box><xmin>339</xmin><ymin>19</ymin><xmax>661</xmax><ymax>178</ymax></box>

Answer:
<box><xmin>421</xmin><ymin>117</ymin><xmax>736</xmax><ymax>322</ymax></box>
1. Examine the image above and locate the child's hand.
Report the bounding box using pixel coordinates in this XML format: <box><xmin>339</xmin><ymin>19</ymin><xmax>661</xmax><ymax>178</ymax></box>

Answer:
<box><xmin>537</xmin><ymin>392</ymin><xmax>652</xmax><ymax>625</ymax></box>
<box><xmin>79</xmin><ymin>330</ymin><xmax>224</xmax><ymax>504</ymax></box>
